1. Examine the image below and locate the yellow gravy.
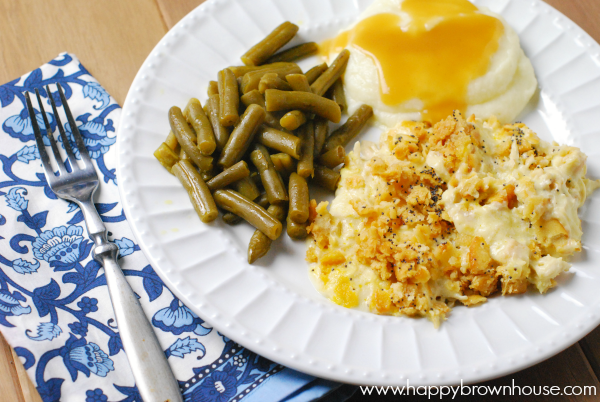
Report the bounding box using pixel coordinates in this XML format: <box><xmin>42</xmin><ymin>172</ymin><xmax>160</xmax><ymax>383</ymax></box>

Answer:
<box><xmin>321</xmin><ymin>0</ymin><xmax>504</xmax><ymax>123</ymax></box>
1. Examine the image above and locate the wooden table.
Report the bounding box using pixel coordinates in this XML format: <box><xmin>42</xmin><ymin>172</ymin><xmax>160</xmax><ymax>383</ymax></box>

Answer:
<box><xmin>0</xmin><ymin>1</ymin><xmax>599</xmax><ymax>401</ymax></box>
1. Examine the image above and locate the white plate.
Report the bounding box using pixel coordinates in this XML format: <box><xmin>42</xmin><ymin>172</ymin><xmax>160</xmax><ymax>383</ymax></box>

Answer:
<box><xmin>116</xmin><ymin>0</ymin><xmax>600</xmax><ymax>386</ymax></box>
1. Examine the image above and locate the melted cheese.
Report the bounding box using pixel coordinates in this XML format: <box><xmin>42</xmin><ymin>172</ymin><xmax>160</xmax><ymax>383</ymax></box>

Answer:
<box><xmin>307</xmin><ymin>112</ymin><xmax>599</xmax><ymax>326</ymax></box>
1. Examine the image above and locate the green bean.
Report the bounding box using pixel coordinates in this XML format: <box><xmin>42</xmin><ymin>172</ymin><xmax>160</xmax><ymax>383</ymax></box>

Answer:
<box><xmin>241</xmin><ymin>64</ymin><xmax>302</xmax><ymax>94</ymax></box>
<box><xmin>317</xmin><ymin>145</ymin><xmax>345</xmax><ymax>168</ymax></box>
<box><xmin>218</xmin><ymin>104</ymin><xmax>266</xmax><ymax>169</ymax></box>
<box><xmin>304</xmin><ymin>63</ymin><xmax>328</xmax><ymax>85</ymax></box>
<box><xmin>313</xmin><ymin>165</ymin><xmax>341</xmax><ymax>191</ymax></box>
<box><xmin>241</xmin><ymin>21</ymin><xmax>299</xmax><ymax>66</ymax></box>
<box><xmin>285</xmin><ymin>74</ymin><xmax>311</xmax><ymax>92</ymax></box>
<box><xmin>266</xmin><ymin>42</ymin><xmax>318</xmax><ymax>64</ymax></box>
<box><xmin>331</xmin><ymin>78</ymin><xmax>347</xmax><ymax>113</ymax></box>
<box><xmin>255</xmin><ymin>192</ymin><xmax>269</xmax><ymax>208</ymax></box>
<box><xmin>154</xmin><ymin>142</ymin><xmax>180</xmax><ymax>173</ymax></box>
<box><xmin>179</xmin><ymin>150</ymin><xmax>212</xmax><ymax>180</ymax></box>
<box><xmin>280</xmin><ymin>74</ymin><xmax>311</xmax><ymax>130</ymax></box>
<box><xmin>240</xmin><ymin>88</ymin><xmax>266</xmax><ymax>107</ymax></box>
<box><xmin>247</xmin><ymin>231</ymin><xmax>271</xmax><ymax>260</ymax></box>
<box><xmin>313</xmin><ymin>117</ymin><xmax>328</xmax><ymax>157</ymax></box>
<box><xmin>240</xmin><ymin>90</ymin><xmax>287</xmax><ymax>132</ymax></box>
<box><xmin>251</xmin><ymin>145</ymin><xmax>288</xmax><ymax>205</ymax></box>
<box><xmin>232</xmin><ymin>176</ymin><xmax>261</xmax><ymax>201</ymax></box>
<box><xmin>223</xmin><ymin>192</ymin><xmax>269</xmax><ymax>226</ymax></box>
<box><xmin>248</xmin><ymin>204</ymin><xmax>287</xmax><ymax>264</ymax></box>
<box><xmin>207</xmin><ymin>80</ymin><xmax>219</xmax><ymax>96</ymax></box>
<box><xmin>240</xmin><ymin>89</ymin><xmax>263</xmax><ymax>107</ymax></box>
<box><xmin>201</xmin><ymin>167</ymin><xmax>217</xmax><ymax>183</ymax></box>
<box><xmin>206</xmin><ymin>160</ymin><xmax>250</xmax><ymax>191</ymax></box>
<box><xmin>218</xmin><ymin>68</ymin><xmax>240</xmax><ymax>127</ymax></box>
<box><xmin>227</xmin><ymin>62</ymin><xmax>298</xmax><ymax>78</ymax></box>
<box><xmin>265</xmin><ymin>90</ymin><xmax>341</xmax><ymax>123</ymax></box>
<box><xmin>256</xmin><ymin>126</ymin><xmax>301</xmax><ymax>159</ymax></box>
<box><xmin>172</xmin><ymin>160</ymin><xmax>218</xmax><ymax>223</ymax></box>
<box><xmin>184</xmin><ymin>98</ymin><xmax>216</xmax><ymax>156</ymax></box>
<box><xmin>250</xmin><ymin>171</ymin><xmax>263</xmax><ymax>189</ymax></box>
<box><xmin>205</xmin><ymin>94</ymin><xmax>230</xmax><ymax>152</ymax></box>
<box><xmin>259</xmin><ymin>73</ymin><xmax>292</xmax><ymax>93</ymax></box>
<box><xmin>169</xmin><ymin>106</ymin><xmax>213</xmax><ymax>172</ymax></box>
<box><xmin>288</xmin><ymin>172</ymin><xmax>309</xmax><ymax>224</ymax></box>
<box><xmin>280</xmin><ymin>110</ymin><xmax>306</xmax><ymax>131</ymax></box>
<box><xmin>265</xmin><ymin>112</ymin><xmax>289</xmax><ymax>132</ymax></box>
<box><xmin>222</xmin><ymin>213</ymin><xmax>242</xmax><ymax>225</ymax></box>
<box><xmin>311</xmin><ymin>49</ymin><xmax>350</xmax><ymax>96</ymax></box>
<box><xmin>297</xmin><ymin>120</ymin><xmax>315</xmax><ymax>178</ymax></box>
<box><xmin>324</xmin><ymin>83</ymin><xmax>334</xmax><ymax>100</ymax></box>
<box><xmin>271</xmin><ymin>153</ymin><xmax>297</xmax><ymax>178</ymax></box>
<box><xmin>286</xmin><ymin>214</ymin><xmax>308</xmax><ymax>239</ymax></box>
<box><xmin>165</xmin><ymin>130</ymin><xmax>179</xmax><ymax>151</ymax></box>
<box><xmin>323</xmin><ymin>104</ymin><xmax>373</xmax><ymax>152</ymax></box>
<box><xmin>237</xmin><ymin>76</ymin><xmax>243</xmax><ymax>94</ymax></box>
<box><xmin>214</xmin><ymin>190</ymin><xmax>282</xmax><ymax>240</ymax></box>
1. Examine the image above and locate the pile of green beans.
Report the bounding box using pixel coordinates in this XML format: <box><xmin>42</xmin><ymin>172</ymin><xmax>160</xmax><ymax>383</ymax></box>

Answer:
<box><xmin>153</xmin><ymin>20</ymin><xmax>374</xmax><ymax>264</ymax></box>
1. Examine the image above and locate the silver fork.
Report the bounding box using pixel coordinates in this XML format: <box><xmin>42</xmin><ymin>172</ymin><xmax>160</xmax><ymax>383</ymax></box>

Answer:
<box><xmin>26</xmin><ymin>84</ymin><xmax>183</xmax><ymax>402</ymax></box>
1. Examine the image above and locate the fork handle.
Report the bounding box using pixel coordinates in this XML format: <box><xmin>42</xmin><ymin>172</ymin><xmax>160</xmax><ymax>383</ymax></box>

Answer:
<box><xmin>80</xmin><ymin>200</ymin><xmax>183</xmax><ymax>402</ymax></box>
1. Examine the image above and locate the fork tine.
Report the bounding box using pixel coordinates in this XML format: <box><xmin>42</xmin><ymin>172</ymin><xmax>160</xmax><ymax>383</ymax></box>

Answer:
<box><xmin>46</xmin><ymin>85</ymin><xmax>79</xmax><ymax>170</ymax></box>
<box><xmin>25</xmin><ymin>92</ymin><xmax>56</xmax><ymax>186</ymax></box>
<box><xmin>56</xmin><ymin>83</ymin><xmax>94</xmax><ymax>168</ymax></box>
<box><xmin>35</xmin><ymin>89</ymin><xmax>68</xmax><ymax>175</ymax></box>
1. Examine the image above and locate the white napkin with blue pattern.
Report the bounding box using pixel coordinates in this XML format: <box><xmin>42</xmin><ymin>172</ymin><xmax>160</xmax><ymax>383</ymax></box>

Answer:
<box><xmin>0</xmin><ymin>53</ymin><xmax>347</xmax><ymax>402</ymax></box>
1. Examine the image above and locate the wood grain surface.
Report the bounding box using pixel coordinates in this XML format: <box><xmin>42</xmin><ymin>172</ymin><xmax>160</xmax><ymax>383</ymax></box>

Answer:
<box><xmin>0</xmin><ymin>1</ymin><xmax>599</xmax><ymax>401</ymax></box>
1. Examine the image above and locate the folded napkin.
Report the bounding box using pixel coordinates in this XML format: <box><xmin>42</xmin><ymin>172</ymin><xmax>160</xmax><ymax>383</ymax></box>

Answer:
<box><xmin>0</xmin><ymin>53</ymin><xmax>350</xmax><ymax>402</ymax></box>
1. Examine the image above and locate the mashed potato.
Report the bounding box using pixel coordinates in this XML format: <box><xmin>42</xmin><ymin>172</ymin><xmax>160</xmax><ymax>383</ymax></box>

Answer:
<box><xmin>322</xmin><ymin>0</ymin><xmax>538</xmax><ymax>127</ymax></box>
<box><xmin>306</xmin><ymin>112</ymin><xmax>599</xmax><ymax>326</ymax></box>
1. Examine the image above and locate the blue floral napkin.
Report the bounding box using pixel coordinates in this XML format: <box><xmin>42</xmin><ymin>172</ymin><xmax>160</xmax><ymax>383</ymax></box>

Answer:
<box><xmin>0</xmin><ymin>53</ymin><xmax>347</xmax><ymax>402</ymax></box>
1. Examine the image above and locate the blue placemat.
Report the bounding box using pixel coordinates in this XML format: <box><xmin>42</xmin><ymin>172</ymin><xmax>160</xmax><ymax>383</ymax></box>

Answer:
<box><xmin>0</xmin><ymin>52</ymin><xmax>348</xmax><ymax>402</ymax></box>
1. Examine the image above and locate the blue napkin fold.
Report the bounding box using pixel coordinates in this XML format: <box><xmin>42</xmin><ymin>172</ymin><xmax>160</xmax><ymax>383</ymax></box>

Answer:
<box><xmin>0</xmin><ymin>53</ymin><xmax>348</xmax><ymax>402</ymax></box>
